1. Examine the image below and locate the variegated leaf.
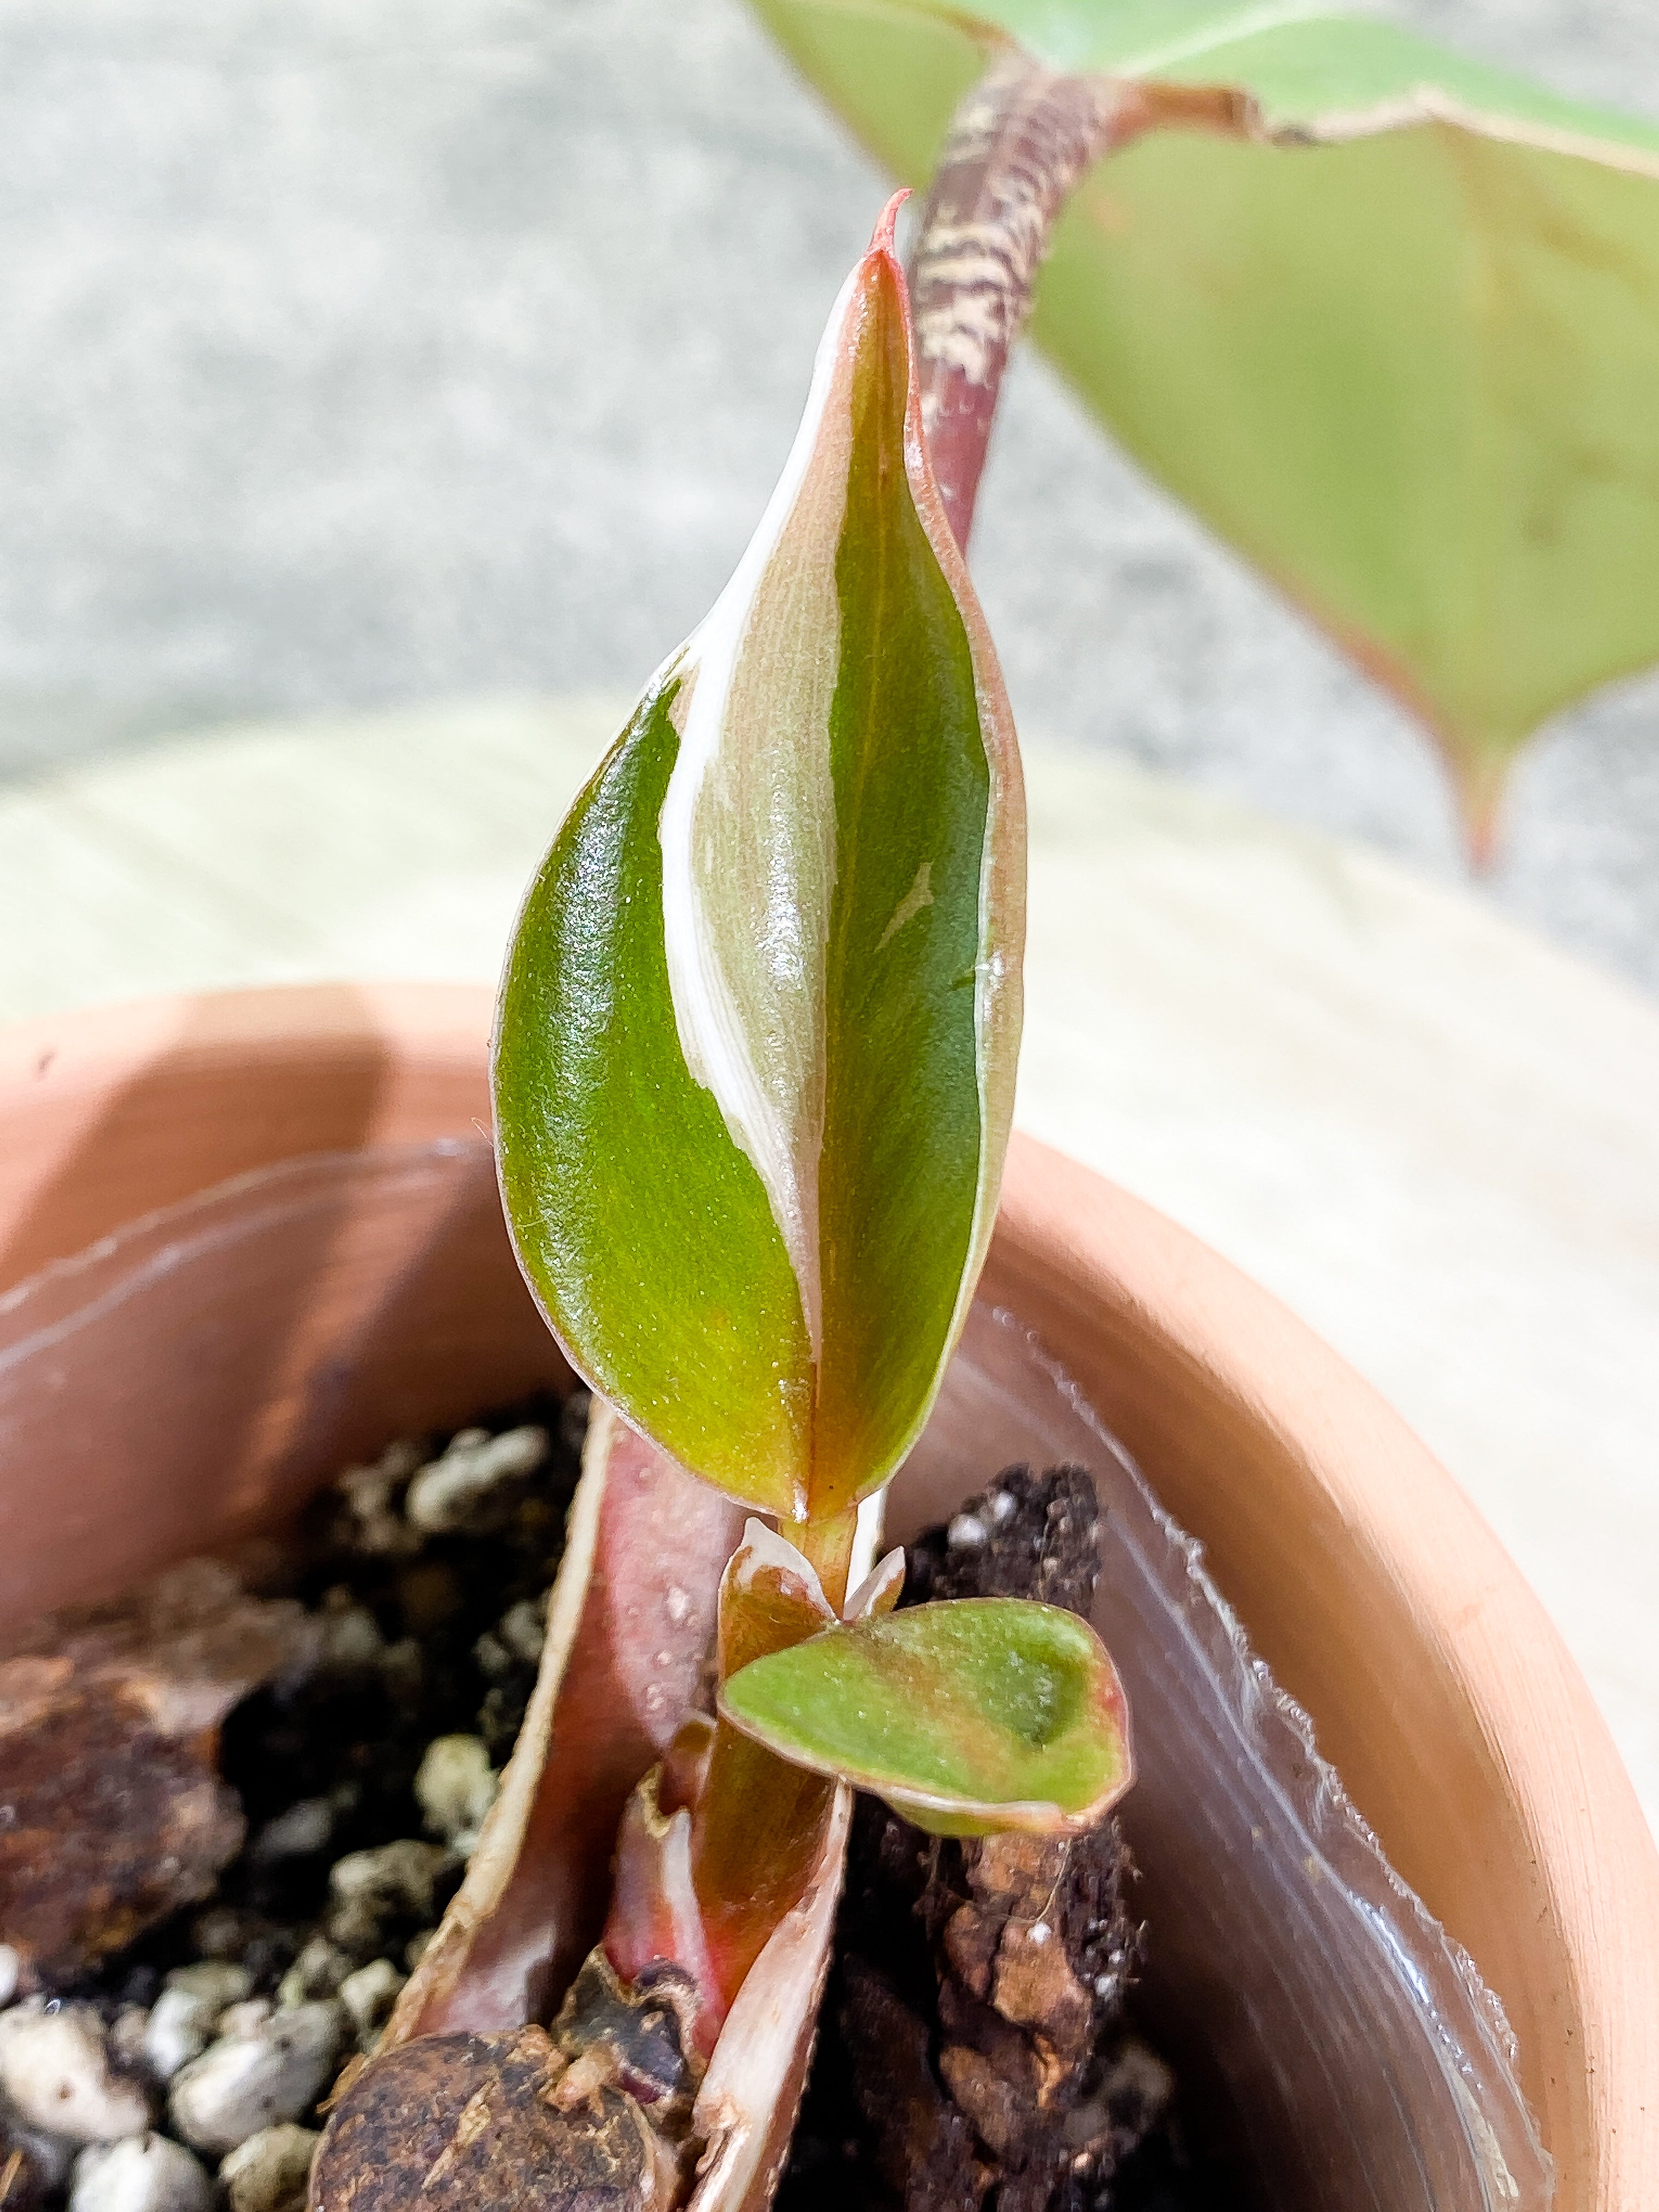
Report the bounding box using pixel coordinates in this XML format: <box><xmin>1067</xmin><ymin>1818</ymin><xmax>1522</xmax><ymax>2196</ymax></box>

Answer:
<box><xmin>494</xmin><ymin>198</ymin><xmax>1024</xmax><ymax>1523</ymax></box>
<box><xmin>718</xmin><ymin>1598</ymin><xmax>1133</xmax><ymax>1837</ymax></box>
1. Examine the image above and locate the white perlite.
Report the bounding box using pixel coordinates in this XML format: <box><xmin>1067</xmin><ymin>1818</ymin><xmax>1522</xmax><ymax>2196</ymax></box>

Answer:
<box><xmin>495</xmin><ymin>1598</ymin><xmax>546</xmax><ymax>1664</ymax></box>
<box><xmin>275</xmin><ymin>1937</ymin><xmax>350</xmax><ymax>2010</ymax></box>
<box><xmin>250</xmin><ymin>1798</ymin><xmax>333</xmax><ymax>1864</ymax></box>
<box><xmin>414</xmin><ymin>1734</ymin><xmax>498</xmax><ymax>1851</ymax></box>
<box><xmin>166</xmin><ymin>2002</ymin><xmax>342</xmax><ymax>2155</ymax></box>
<box><xmin>0</xmin><ymin>2003</ymin><xmax>153</xmax><ymax>2143</ymax></box>
<box><xmin>314</xmin><ymin>1596</ymin><xmax>384</xmax><ymax>1677</ymax></box>
<box><xmin>143</xmin><ymin>1965</ymin><xmax>252</xmax><ymax>2083</ymax></box>
<box><xmin>331</xmin><ymin>1442</ymin><xmax>423</xmax><ymax>1560</ymax></box>
<box><xmin>337</xmin><ymin>1960</ymin><xmax>404</xmax><ymax>2052</ymax></box>
<box><xmin>0</xmin><ymin>1942</ymin><xmax>20</xmax><ymax>2008</ymax></box>
<box><xmin>218</xmin><ymin>2124</ymin><xmax>320</xmax><ymax>2212</ymax></box>
<box><xmin>167</xmin><ymin>1965</ymin><xmax>253</xmax><ymax>2005</ymax></box>
<box><xmin>404</xmin><ymin>1425</ymin><xmax>547</xmax><ymax>1534</ymax></box>
<box><xmin>69</xmin><ymin>2134</ymin><xmax>212</xmax><ymax>2212</ymax></box>
<box><xmin>108</xmin><ymin>2011</ymin><xmax>150</xmax><ymax>2076</ymax></box>
<box><xmin>324</xmin><ymin>1839</ymin><xmax>450</xmax><ymax>1956</ymax></box>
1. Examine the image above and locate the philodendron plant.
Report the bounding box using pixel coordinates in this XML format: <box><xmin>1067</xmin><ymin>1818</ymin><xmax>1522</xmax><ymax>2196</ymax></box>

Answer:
<box><xmin>312</xmin><ymin>200</ymin><xmax>1128</xmax><ymax>2212</ymax></box>
<box><xmin>308</xmin><ymin>18</ymin><xmax>1657</xmax><ymax>2199</ymax></box>
<box><xmin>494</xmin><ymin>182</ymin><xmax>1127</xmax><ymax>2016</ymax></box>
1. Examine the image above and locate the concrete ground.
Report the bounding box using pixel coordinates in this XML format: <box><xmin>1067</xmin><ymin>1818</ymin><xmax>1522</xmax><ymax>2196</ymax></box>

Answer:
<box><xmin>2</xmin><ymin>0</ymin><xmax>1658</xmax><ymax>989</ymax></box>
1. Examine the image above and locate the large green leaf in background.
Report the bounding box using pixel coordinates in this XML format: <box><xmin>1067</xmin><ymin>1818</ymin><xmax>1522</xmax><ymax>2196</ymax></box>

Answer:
<box><xmin>494</xmin><ymin>213</ymin><xmax>1024</xmax><ymax>1527</ymax></box>
<box><xmin>751</xmin><ymin>0</ymin><xmax>1659</xmax><ymax>843</ymax></box>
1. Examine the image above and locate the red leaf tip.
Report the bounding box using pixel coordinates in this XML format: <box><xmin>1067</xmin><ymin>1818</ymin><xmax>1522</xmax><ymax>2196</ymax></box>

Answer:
<box><xmin>870</xmin><ymin>189</ymin><xmax>910</xmax><ymax>259</ymax></box>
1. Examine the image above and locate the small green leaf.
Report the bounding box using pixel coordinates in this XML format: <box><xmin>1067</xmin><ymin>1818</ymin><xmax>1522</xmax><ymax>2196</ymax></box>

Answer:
<box><xmin>494</xmin><ymin>202</ymin><xmax>1024</xmax><ymax>1519</ymax></box>
<box><xmin>717</xmin><ymin>1598</ymin><xmax>1133</xmax><ymax>1836</ymax></box>
<box><xmin>754</xmin><ymin>0</ymin><xmax>1659</xmax><ymax>842</ymax></box>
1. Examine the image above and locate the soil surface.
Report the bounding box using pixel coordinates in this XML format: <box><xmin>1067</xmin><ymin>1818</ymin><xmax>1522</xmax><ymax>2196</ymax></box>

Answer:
<box><xmin>777</xmin><ymin>1466</ymin><xmax>1222</xmax><ymax>2212</ymax></box>
<box><xmin>2</xmin><ymin>1415</ymin><xmax>1220</xmax><ymax>2212</ymax></box>
<box><xmin>0</xmin><ymin>1393</ymin><xmax>584</xmax><ymax>2212</ymax></box>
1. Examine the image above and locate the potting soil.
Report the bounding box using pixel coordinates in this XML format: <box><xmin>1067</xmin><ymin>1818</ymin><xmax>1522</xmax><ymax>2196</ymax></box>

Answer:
<box><xmin>1</xmin><ymin>1409</ymin><xmax>1216</xmax><ymax>2212</ymax></box>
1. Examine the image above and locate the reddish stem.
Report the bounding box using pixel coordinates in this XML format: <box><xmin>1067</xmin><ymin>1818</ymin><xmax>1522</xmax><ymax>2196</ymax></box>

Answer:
<box><xmin>908</xmin><ymin>53</ymin><xmax>1150</xmax><ymax>554</ymax></box>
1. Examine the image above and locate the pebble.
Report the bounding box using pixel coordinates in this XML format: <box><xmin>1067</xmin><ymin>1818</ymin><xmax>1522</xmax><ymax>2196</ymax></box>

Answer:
<box><xmin>471</xmin><ymin>1630</ymin><xmax>513</xmax><ymax>1684</ymax></box>
<box><xmin>105</xmin><ymin>2015</ymin><xmax>149</xmax><ymax>2076</ymax></box>
<box><xmin>313</xmin><ymin>1594</ymin><xmax>383</xmax><ymax>1678</ymax></box>
<box><xmin>14</xmin><ymin>1402</ymin><xmax>583</xmax><ymax>2209</ymax></box>
<box><xmin>188</xmin><ymin>1912</ymin><xmax>263</xmax><ymax>1967</ymax></box>
<box><xmin>166</xmin><ymin>2004</ymin><xmax>342</xmax><ymax>2156</ymax></box>
<box><xmin>167</xmin><ymin>1966</ymin><xmax>251</xmax><ymax>2008</ymax></box>
<box><xmin>495</xmin><ymin>1600</ymin><xmax>546</xmax><ymax>1665</ymax></box>
<box><xmin>274</xmin><ymin>1939</ymin><xmax>349</xmax><ymax>2011</ymax></box>
<box><xmin>323</xmin><ymin>1842</ymin><xmax>450</xmax><ymax>1960</ymax></box>
<box><xmin>218</xmin><ymin>2125</ymin><xmax>319</xmax><ymax>2212</ymax></box>
<box><xmin>414</xmin><ymin>1736</ymin><xmax>497</xmax><ymax>1852</ymax></box>
<box><xmin>404</xmin><ymin>1425</ymin><xmax>547</xmax><ymax>1536</ymax></box>
<box><xmin>336</xmin><ymin>1961</ymin><xmax>404</xmax><ymax>2053</ymax></box>
<box><xmin>248</xmin><ymin>1800</ymin><xmax>332</xmax><ymax>1866</ymax></box>
<box><xmin>330</xmin><ymin>1442</ymin><xmax>423</xmax><ymax>1560</ymax></box>
<box><xmin>67</xmin><ymin>2135</ymin><xmax>211</xmax><ymax>2212</ymax></box>
<box><xmin>142</xmin><ymin>1967</ymin><xmax>251</xmax><ymax>2083</ymax></box>
<box><xmin>0</xmin><ymin>2005</ymin><xmax>153</xmax><ymax>2143</ymax></box>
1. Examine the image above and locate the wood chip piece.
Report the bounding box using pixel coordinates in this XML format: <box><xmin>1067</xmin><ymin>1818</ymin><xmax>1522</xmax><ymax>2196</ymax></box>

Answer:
<box><xmin>0</xmin><ymin>1561</ymin><xmax>312</xmax><ymax>1980</ymax></box>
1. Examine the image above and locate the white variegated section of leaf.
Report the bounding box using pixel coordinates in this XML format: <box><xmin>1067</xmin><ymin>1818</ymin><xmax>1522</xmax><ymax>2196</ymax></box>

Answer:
<box><xmin>658</xmin><ymin>267</ymin><xmax>862</xmax><ymax>1358</ymax></box>
<box><xmin>843</xmin><ymin>1545</ymin><xmax>905</xmax><ymax>1622</ymax></box>
<box><xmin>723</xmin><ymin>1518</ymin><xmax>837</xmax><ymax>1626</ymax></box>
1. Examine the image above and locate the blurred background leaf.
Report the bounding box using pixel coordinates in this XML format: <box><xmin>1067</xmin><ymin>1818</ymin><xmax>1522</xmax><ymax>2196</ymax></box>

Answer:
<box><xmin>752</xmin><ymin>0</ymin><xmax>1659</xmax><ymax>849</ymax></box>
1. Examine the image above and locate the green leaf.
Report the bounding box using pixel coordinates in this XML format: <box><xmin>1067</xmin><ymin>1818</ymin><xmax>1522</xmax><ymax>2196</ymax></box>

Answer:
<box><xmin>494</xmin><ymin>206</ymin><xmax>1025</xmax><ymax>1521</ymax></box>
<box><xmin>752</xmin><ymin>0</ymin><xmax>1659</xmax><ymax>843</ymax></box>
<box><xmin>717</xmin><ymin>1598</ymin><xmax>1133</xmax><ymax>1835</ymax></box>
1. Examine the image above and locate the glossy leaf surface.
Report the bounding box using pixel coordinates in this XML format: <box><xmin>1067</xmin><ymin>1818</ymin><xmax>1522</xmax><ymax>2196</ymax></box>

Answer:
<box><xmin>753</xmin><ymin>0</ymin><xmax>1659</xmax><ymax>840</ymax></box>
<box><xmin>494</xmin><ymin>206</ymin><xmax>1023</xmax><ymax>1518</ymax></box>
<box><xmin>719</xmin><ymin>1596</ymin><xmax>1132</xmax><ymax>1835</ymax></box>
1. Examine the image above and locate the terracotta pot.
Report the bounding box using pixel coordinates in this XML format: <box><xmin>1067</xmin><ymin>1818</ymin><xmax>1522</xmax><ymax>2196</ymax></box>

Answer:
<box><xmin>1</xmin><ymin>983</ymin><xmax>1654</xmax><ymax>2210</ymax></box>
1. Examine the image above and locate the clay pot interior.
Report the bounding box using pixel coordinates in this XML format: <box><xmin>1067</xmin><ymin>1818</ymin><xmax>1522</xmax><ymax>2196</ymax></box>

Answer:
<box><xmin>0</xmin><ymin>1136</ymin><xmax>1548</xmax><ymax>2211</ymax></box>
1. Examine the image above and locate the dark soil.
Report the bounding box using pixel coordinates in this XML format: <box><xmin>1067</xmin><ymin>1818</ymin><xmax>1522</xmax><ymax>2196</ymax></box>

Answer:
<box><xmin>110</xmin><ymin>1389</ymin><xmax>586</xmax><ymax>2007</ymax></box>
<box><xmin>776</xmin><ymin>1466</ymin><xmax>1222</xmax><ymax>2212</ymax></box>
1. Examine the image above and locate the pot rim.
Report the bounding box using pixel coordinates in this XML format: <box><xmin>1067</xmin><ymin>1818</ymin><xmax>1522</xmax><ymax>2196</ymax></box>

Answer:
<box><xmin>1</xmin><ymin>980</ymin><xmax>1654</xmax><ymax>2211</ymax></box>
